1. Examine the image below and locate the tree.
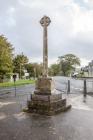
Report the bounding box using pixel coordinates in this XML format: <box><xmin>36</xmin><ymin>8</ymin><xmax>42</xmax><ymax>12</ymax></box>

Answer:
<box><xmin>48</xmin><ymin>63</ymin><xmax>60</xmax><ymax>76</ymax></box>
<box><xmin>0</xmin><ymin>35</ymin><xmax>14</xmax><ymax>81</ymax></box>
<box><xmin>58</xmin><ymin>54</ymin><xmax>80</xmax><ymax>76</ymax></box>
<box><xmin>25</xmin><ymin>63</ymin><xmax>34</xmax><ymax>78</ymax></box>
<box><xmin>13</xmin><ymin>53</ymin><xmax>28</xmax><ymax>78</ymax></box>
<box><xmin>26</xmin><ymin>63</ymin><xmax>43</xmax><ymax>78</ymax></box>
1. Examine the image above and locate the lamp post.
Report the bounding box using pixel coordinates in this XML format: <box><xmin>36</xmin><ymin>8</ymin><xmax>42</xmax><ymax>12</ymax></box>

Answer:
<box><xmin>20</xmin><ymin>63</ymin><xmax>23</xmax><ymax>79</ymax></box>
<box><xmin>20</xmin><ymin>64</ymin><xmax>21</xmax><ymax>79</ymax></box>
<box><xmin>13</xmin><ymin>74</ymin><xmax>17</xmax><ymax>97</ymax></box>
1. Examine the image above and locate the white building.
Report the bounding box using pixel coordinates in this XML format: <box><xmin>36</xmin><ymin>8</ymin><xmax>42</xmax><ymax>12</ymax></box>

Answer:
<box><xmin>83</xmin><ymin>60</ymin><xmax>93</xmax><ymax>77</ymax></box>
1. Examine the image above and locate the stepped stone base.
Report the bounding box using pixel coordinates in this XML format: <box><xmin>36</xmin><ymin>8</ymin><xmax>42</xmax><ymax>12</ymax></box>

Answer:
<box><xmin>27</xmin><ymin>77</ymin><xmax>71</xmax><ymax>115</ymax></box>
<box><xmin>27</xmin><ymin>93</ymin><xmax>71</xmax><ymax>115</ymax></box>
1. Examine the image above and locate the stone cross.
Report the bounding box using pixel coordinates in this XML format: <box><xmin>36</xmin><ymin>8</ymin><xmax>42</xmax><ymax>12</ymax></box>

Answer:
<box><xmin>40</xmin><ymin>16</ymin><xmax>51</xmax><ymax>77</ymax></box>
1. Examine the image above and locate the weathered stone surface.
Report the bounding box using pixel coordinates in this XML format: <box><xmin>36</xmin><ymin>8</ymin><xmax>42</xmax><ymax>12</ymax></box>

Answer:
<box><xmin>28</xmin><ymin>93</ymin><xmax>71</xmax><ymax>115</ymax></box>
<box><xmin>31</xmin><ymin>92</ymin><xmax>62</xmax><ymax>102</ymax></box>
<box><xmin>34</xmin><ymin>77</ymin><xmax>55</xmax><ymax>95</ymax></box>
<box><xmin>27</xmin><ymin>99</ymin><xmax>71</xmax><ymax>115</ymax></box>
<box><xmin>27</xmin><ymin>16</ymin><xmax>71</xmax><ymax>115</ymax></box>
<box><xmin>40</xmin><ymin>16</ymin><xmax>51</xmax><ymax>77</ymax></box>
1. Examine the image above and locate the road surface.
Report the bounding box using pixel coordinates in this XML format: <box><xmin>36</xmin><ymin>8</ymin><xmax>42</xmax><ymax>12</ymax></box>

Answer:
<box><xmin>0</xmin><ymin>77</ymin><xmax>93</xmax><ymax>140</ymax></box>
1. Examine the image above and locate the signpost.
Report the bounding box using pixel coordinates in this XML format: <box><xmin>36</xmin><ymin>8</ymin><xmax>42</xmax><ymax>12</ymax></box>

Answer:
<box><xmin>13</xmin><ymin>74</ymin><xmax>17</xmax><ymax>97</ymax></box>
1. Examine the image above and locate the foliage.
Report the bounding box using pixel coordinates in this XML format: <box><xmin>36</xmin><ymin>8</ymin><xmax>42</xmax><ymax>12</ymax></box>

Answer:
<box><xmin>0</xmin><ymin>35</ymin><xmax>14</xmax><ymax>81</ymax></box>
<box><xmin>0</xmin><ymin>79</ymin><xmax>35</xmax><ymax>87</ymax></box>
<box><xmin>77</xmin><ymin>72</ymin><xmax>84</xmax><ymax>78</ymax></box>
<box><xmin>25</xmin><ymin>63</ymin><xmax>43</xmax><ymax>78</ymax></box>
<box><xmin>25</xmin><ymin>63</ymin><xmax>34</xmax><ymax>77</ymax></box>
<box><xmin>48</xmin><ymin>63</ymin><xmax>60</xmax><ymax>76</ymax></box>
<box><xmin>13</xmin><ymin>53</ymin><xmax>28</xmax><ymax>78</ymax></box>
<box><xmin>58</xmin><ymin>54</ymin><xmax>80</xmax><ymax>76</ymax></box>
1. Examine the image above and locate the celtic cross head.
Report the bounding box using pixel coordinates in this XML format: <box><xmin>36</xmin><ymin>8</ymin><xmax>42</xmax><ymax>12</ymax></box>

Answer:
<box><xmin>40</xmin><ymin>16</ymin><xmax>51</xmax><ymax>27</ymax></box>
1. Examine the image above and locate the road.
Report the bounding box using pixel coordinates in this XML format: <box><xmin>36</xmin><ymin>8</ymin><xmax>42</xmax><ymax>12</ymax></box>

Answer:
<box><xmin>0</xmin><ymin>94</ymin><xmax>93</xmax><ymax>140</ymax></box>
<box><xmin>0</xmin><ymin>77</ymin><xmax>93</xmax><ymax>140</ymax></box>
<box><xmin>0</xmin><ymin>84</ymin><xmax>35</xmax><ymax>96</ymax></box>
<box><xmin>0</xmin><ymin>76</ymin><xmax>84</xmax><ymax>96</ymax></box>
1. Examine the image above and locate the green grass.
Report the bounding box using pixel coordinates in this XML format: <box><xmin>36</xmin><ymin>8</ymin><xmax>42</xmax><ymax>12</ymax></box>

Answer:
<box><xmin>0</xmin><ymin>79</ymin><xmax>35</xmax><ymax>87</ymax></box>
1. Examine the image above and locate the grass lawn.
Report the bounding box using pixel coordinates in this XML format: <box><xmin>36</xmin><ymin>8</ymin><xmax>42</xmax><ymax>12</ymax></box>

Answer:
<box><xmin>0</xmin><ymin>79</ymin><xmax>35</xmax><ymax>87</ymax></box>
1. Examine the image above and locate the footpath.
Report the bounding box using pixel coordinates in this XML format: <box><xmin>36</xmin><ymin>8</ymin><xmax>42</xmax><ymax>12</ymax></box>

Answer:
<box><xmin>0</xmin><ymin>92</ymin><xmax>93</xmax><ymax>140</ymax></box>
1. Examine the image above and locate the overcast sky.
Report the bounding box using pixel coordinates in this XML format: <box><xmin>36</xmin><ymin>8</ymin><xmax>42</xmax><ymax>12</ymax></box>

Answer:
<box><xmin>0</xmin><ymin>0</ymin><xmax>93</xmax><ymax>66</ymax></box>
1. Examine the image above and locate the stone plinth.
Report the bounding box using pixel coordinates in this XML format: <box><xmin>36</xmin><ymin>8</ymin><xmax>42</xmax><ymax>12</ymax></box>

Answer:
<box><xmin>27</xmin><ymin>77</ymin><xmax>71</xmax><ymax>115</ymax></box>
<box><xmin>34</xmin><ymin>77</ymin><xmax>55</xmax><ymax>95</ymax></box>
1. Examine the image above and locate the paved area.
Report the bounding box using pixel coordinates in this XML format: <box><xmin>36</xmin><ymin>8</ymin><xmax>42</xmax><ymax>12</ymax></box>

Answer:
<box><xmin>0</xmin><ymin>92</ymin><xmax>93</xmax><ymax>140</ymax></box>
<box><xmin>0</xmin><ymin>84</ymin><xmax>35</xmax><ymax>96</ymax></box>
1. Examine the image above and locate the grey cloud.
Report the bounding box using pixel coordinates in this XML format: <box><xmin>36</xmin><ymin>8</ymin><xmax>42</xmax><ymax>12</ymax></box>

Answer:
<box><xmin>0</xmin><ymin>0</ymin><xmax>93</xmax><ymax>66</ymax></box>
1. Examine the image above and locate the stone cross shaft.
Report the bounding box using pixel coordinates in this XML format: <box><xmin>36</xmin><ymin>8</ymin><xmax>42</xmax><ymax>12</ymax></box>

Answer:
<box><xmin>40</xmin><ymin>16</ymin><xmax>51</xmax><ymax>77</ymax></box>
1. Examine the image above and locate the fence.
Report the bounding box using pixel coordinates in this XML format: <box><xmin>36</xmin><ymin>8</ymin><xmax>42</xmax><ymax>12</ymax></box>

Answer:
<box><xmin>54</xmin><ymin>77</ymin><xmax>93</xmax><ymax>95</ymax></box>
<box><xmin>85</xmin><ymin>79</ymin><xmax>93</xmax><ymax>94</ymax></box>
<box><xmin>0</xmin><ymin>78</ymin><xmax>93</xmax><ymax>109</ymax></box>
<box><xmin>54</xmin><ymin>78</ymin><xmax>83</xmax><ymax>94</ymax></box>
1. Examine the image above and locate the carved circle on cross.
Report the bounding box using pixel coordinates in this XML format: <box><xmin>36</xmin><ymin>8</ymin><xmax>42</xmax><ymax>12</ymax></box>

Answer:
<box><xmin>40</xmin><ymin>16</ymin><xmax>51</xmax><ymax>27</ymax></box>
